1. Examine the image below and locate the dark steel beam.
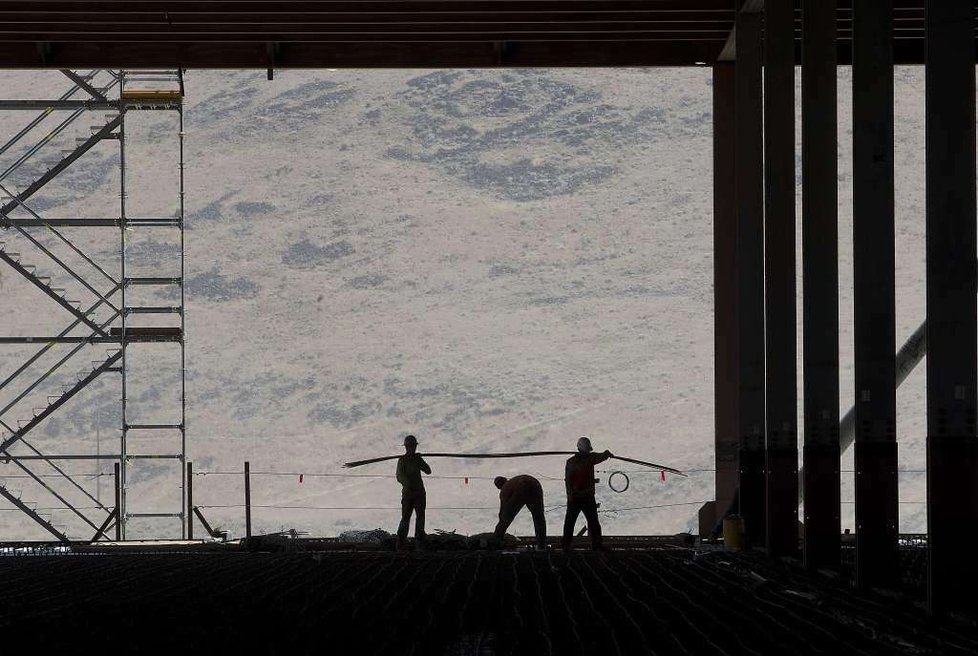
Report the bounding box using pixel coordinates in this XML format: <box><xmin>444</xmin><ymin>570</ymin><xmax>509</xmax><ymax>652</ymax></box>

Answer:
<box><xmin>113</xmin><ymin>462</ymin><xmax>120</xmax><ymax>541</ymax></box>
<box><xmin>2</xmin><ymin>456</ymin><xmax>104</xmax><ymax>534</ymax></box>
<box><xmin>925</xmin><ymin>0</ymin><xmax>978</xmax><ymax>616</ymax></box>
<box><xmin>802</xmin><ymin>0</ymin><xmax>841</xmax><ymax>571</ymax></box>
<box><xmin>0</xmin><ymin>100</ymin><xmax>119</xmax><ymax>110</ymax></box>
<box><xmin>2</xmin><ymin>217</ymin><xmax>181</xmax><ymax>226</ymax></box>
<box><xmin>60</xmin><ymin>69</ymin><xmax>107</xmax><ymax>101</ymax></box>
<box><xmin>852</xmin><ymin>0</ymin><xmax>898</xmax><ymax>590</ymax></box>
<box><xmin>0</xmin><ymin>336</ymin><xmax>178</xmax><ymax>344</ymax></box>
<box><xmin>2</xmin><ymin>454</ymin><xmax>177</xmax><ymax>460</ymax></box>
<box><xmin>0</xmin><ymin>249</ymin><xmax>107</xmax><ymax>335</ymax></box>
<box><xmin>0</xmin><ymin>2</ymin><xmax>974</xmax><ymax>67</ymax></box>
<box><xmin>90</xmin><ymin>508</ymin><xmax>117</xmax><ymax>543</ymax></box>
<box><xmin>0</xmin><ymin>483</ymin><xmax>70</xmax><ymax>543</ymax></box>
<box><xmin>764</xmin><ymin>0</ymin><xmax>798</xmax><ymax>559</ymax></box>
<box><xmin>0</xmin><ymin>351</ymin><xmax>122</xmax><ymax>452</ymax></box>
<box><xmin>0</xmin><ymin>114</ymin><xmax>122</xmax><ymax>222</ymax></box>
<box><xmin>0</xmin><ymin>0</ymin><xmax>736</xmax><ymax>12</ymax></box>
<box><xmin>735</xmin><ymin>9</ymin><xmax>765</xmax><ymax>549</ymax></box>
<box><xmin>186</xmin><ymin>461</ymin><xmax>193</xmax><ymax>540</ymax></box>
<box><xmin>0</xmin><ymin>39</ymin><xmax>728</xmax><ymax>68</ymax></box>
<box><xmin>244</xmin><ymin>461</ymin><xmax>252</xmax><ymax>539</ymax></box>
<box><xmin>712</xmin><ymin>61</ymin><xmax>738</xmax><ymax>537</ymax></box>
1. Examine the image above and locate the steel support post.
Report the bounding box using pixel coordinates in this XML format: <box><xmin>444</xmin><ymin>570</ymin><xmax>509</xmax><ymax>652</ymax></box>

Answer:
<box><xmin>709</xmin><ymin>61</ymin><xmax>739</xmax><ymax>538</ymax></box>
<box><xmin>852</xmin><ymin>0</ymin><xmax>898</xmax><ymax>589</ymax></box>
<box><xmin>113</xmin><ymin>462</ymin><xmax>121</xmax><ymax>541</ymax></box>
<box><xmin>924</xmin><ymin>0</ymin><xmax>978</xmax><ymax>615</ymax></box>
<box><xmin>179</xmin><ymin>92</ymin><xmax>188</xmax><ymax>541</ymax></box>
<box><xmin>118</xmin><ymin>84</ymin><xmax>128</xmax><ymax>541</ymax></box>
<box><xmin>735</xmin><ymin>8</ymin><xmax>766</xmax><ymax>548</ymax></box>
<box><xmin>764</xmin><ymin>0</ymin><xmax>799</xmax><ymax>559</ymax></box>
<box><xmin>244</xmin><ymin>461</ymin><xmax>252</xmax><ymax>539</ymax></box>
<box><xmin>187</xmin><ymin>461</ymin><xmax>193</xmax><ymax>541</ymax></box>
<box><xmin>802</xmin><ymin>0</ymin><xmax>841</xmax><ymax>570</ymax></box>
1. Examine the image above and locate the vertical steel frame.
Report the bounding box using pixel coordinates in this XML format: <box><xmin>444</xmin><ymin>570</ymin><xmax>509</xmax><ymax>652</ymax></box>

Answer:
<box><xmin>710</xmin><ymin>61</ymin><xmax>739</xmax><ymax>539</ymax></box>
<box><xmin>801</xmin><ymin>0</ymin><xmax>841</xmax><ymax>571</ymax></box>
<box><xmin>734</xmin><ymin>8</ymin><xmax>766</xmax><ymax>549</ymax></box>
<box><xmin>924</xmin><ymin>0</ymin><xmax>978</xmax><ymax>615</ymax></box>
<box><xmin>764</xmin><ymin>0</ymin><xmax>798</xmax><ymax>559</ymax></box>
<box><xmin>852</xmin><ymin>0</ymin><xmax>898</xmax><ymax>589</ymax></box>
<box><xmin>118</xmin><ymin>70</ymin><xmax>187</xmax><ymax>540</ymax></box>
<box><xmin>0</xmin><ymin>70</ymin><xmax>186</xmax><ymax>541</ymax></box>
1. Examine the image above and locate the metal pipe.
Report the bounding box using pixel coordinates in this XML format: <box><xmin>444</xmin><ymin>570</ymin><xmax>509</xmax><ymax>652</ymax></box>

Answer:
<box><xmin>113</xmin><ymin>462</ymin><xmax>121</xmax><ymax>541</ymax></box>
<box><xmin>344</xmin><ymin>451</ymin><xmax>686</xmax><ymax>476</ymax></box>
<box><xmin>244</xmin><ymin>461</ymin><xmax>252</xmax><ymax>539</ymax></box>
<box><xmin>118</xmin><ymin>70</ymin><xmax>128</xmax><ymax>541</ymax></box>
<box><xmin>187</xmin><ymin>461</ymin><xmax>193</xmax><ymax>540</ymax></box>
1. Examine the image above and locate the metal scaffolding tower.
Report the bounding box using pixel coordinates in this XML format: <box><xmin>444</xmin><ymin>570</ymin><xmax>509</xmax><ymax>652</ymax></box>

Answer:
<box><xmin>0</xmin><ymin>70</ymin><xmax>186</xmax><ymax>541</ymax></box>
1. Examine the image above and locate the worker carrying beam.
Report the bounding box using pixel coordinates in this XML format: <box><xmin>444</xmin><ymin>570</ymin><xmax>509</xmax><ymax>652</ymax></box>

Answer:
<box><xmin>562</xmin><ymin>436</ymin><xmax>612</xmax><ymax>552</ymax></box>
<box><xmin>395</xmin><ymin>434</ymin><xmax>431</xmax><ymax>551</ymax></box>
<box><xmin>493</xmin><ymin>474</ymin><xmax>547</xmax><ymax>549</ymax></box>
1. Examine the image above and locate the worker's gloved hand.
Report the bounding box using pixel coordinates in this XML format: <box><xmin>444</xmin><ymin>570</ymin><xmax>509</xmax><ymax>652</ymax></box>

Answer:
<box><xmin>603</xmin><ymin>449</ymin><xmax>613</xmax><ymax>457</ymax></box>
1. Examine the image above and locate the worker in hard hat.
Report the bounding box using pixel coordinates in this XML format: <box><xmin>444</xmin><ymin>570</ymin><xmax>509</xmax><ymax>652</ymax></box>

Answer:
<box><xmin>562</xmin><ymin>436</ymin><xmax>613</xmax><ymax>551</ymax></box>
<box><xmin>493</xmin><ymin>475</ymin><xmax>547</xmax><ymax>549</ymax></box>
<box><xmin>395</xmin><ymin>434</ymin><xmax>431</xmax><ymax>551</ymax></box>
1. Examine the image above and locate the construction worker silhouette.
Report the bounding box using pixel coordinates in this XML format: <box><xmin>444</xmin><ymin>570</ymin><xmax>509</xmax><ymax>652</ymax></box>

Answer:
<box><xmin>395</xmin><ymin>434</ymin><xmax>431</xmax><ymax>550</ymax></box>
<box><xmin>493</xmin><ymin>475</ymin><xmax>547</xmax><ymax>549</ymax></box>
<box><xmin>562</xmin><ymin>436</ymin><xmax>612</xmax><ymax>551</ymax></box>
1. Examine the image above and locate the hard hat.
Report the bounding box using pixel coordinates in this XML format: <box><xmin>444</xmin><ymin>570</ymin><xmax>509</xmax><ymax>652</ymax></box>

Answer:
<box><xmin>403</xmin><ymin>434</ymin><xmax>418</xmax><ymax>446</ymax></box>
<box><xmin>577</xmin><ymin>436</ymin><xmax>593</xmax><ymax>453</ymax></box>
<box><xmin>494</xmin><ymin>476</ymin><xmax>507</xmax><ymax>489</ymax></box>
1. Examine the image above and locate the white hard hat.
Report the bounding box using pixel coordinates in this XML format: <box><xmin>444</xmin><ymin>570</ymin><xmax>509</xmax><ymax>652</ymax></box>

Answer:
<box><xmin>577</xmin><ymin>436</ymin><xmax>593</xmax><ymax>453</ymax></box>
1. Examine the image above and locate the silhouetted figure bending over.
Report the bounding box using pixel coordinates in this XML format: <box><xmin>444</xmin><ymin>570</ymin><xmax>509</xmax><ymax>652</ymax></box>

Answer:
<box><xmin>562</xmin><ymin>436</ymin><xmax>612</xmax><ymax>551</ymax></box>
<box><xmin>493</xmin><ymin>475</ymin><xmax>547</xmax><ymax>549</ymax></box>
<box><xmin>396</xmin><ymin>434</ymin><xmax>431</xmax><ymax>550</ymax></box>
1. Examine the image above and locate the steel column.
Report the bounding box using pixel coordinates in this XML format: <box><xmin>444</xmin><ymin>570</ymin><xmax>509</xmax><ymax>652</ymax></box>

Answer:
<box><xmin>244</xmin><ymin>461</ymin><xmax>252</xmax><ymax>539</ymax></box>
<box><xmin>187</xmin><ymin>461</ymin><xmax>193</xmax><ymax>541</ymax></box>
<box><xmin>734</xmin><ymin>8</ymin><xmax>766</xmax><ymax>548</ymax></box>
<box><xmin>113</xmin><ymin>462</ymin><xmax>121</xmax><ymax>541</ymax></box>
<box><xmin>925</xmin><ymin>0</ymin><xmax>978</xmax><ymax>615</ymax></box>
<box><xmin>852</xmin><ymin>0</ymin><xmax>898</xmax><ymax>589</ymax></box>
<box><xmin>711</xmin><ymin>61</ymin><xmax>739</xmax><ymax>537</ymax></box>
<box><xmin>764</xmin><ymin>0</ymin><xmax>799</xmax><ymax>559</ymax></box>
<box><xmin>118</xmin><ymin>84</ymin><xmax>128</xmax><ymax>540</ymax></box>
<box><xmin>802</xmin><ymin>0</ymin><xmax>841</xmax><ymax>570</ymax></box>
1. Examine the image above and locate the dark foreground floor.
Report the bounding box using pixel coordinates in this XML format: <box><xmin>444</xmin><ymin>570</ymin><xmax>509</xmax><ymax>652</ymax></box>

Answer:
<box><xmin>0</xmin><ymin>547</ymin><xmax>975</xmax><ymax>655</ymax></box>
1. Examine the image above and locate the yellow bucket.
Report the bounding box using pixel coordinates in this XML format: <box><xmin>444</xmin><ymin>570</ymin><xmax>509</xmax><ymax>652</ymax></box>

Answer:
<box><xmin>722</xmin><ymin>516</ymin><xmax>746</xmax><ymax>551</ymax></box>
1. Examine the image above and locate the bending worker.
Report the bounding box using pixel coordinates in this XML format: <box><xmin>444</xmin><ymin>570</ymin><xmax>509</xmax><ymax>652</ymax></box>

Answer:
<box><xmin>396</xmin><ymin>434</ymin><xmax>431</xmax><ymax>550</ymax></box>
<box><xmin>562</xmin><ymin>436</ymin><xmax>612</xmax><ymax>551</ymax></box>
<box><xmin>493</xmin><ymin>475</ymin><xmax>547</xmax><ymax>549</ymax></box>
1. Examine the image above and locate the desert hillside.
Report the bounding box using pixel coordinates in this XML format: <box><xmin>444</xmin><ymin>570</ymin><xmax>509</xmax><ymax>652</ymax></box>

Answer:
<box><xmin>0</xmin><ymin>66</ymin><xmax>930</xmax><ymax>540</ymax></box>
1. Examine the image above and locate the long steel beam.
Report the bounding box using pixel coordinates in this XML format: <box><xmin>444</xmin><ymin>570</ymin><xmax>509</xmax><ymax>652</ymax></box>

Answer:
<box><xmin>734</xmin><ymin>7</ymin><xmax>765</xmax><ymax>549</ymax></box>
<box><xmin>0</xmin><ymin>2</ymin><xmax>973</xmax><ymax>67</ymax></box>
<box><xmin>709</xmin><ymin>61</ymin><xmax>738</xmax><ymax>540</ymax></box>
<box><xmin>925</xmin><ymin>0</ymin><xmax>978</xmax><ymax>616</ymax></box>
<box><xmin>0</xmin><ymin>249</ymin><xmax>107</xmax><ymax>334</ymax></box>
<box><xmin>0</xmin><ymin>484</ymin><xmax>70</xmax><ymax>542</ymax></box>
<box><xmin>0</xmin><ymin>114</ymin><xmax>122</xmax><ymax>222</ymax></box>
<box><xmin>764</xmin><ymin>0</ymin><xmax>798</xmax><ymax>559</ymax></box>
<box><xmin>0</xmin><ymin>351</ymin><xmax>122</xmax><ymax>452</ymax></box>
<box><xmin>4</xmin><ymin>218</ymin><xmax>181</xmax><ymax>226</ymax></box>
<box><xmin>802</xmin><ymin>0</ymin><xmax>841</xmax><ymax>571</ymax></box>
<box><xmin>852</xmin><ymin>0</ymin><xmax>898</xmax><ymax>589</ymax></box>
<box><xmin>0</xmin><ymin>336</ymin><xmax>178</xmax><ymax>344</ymax></box>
